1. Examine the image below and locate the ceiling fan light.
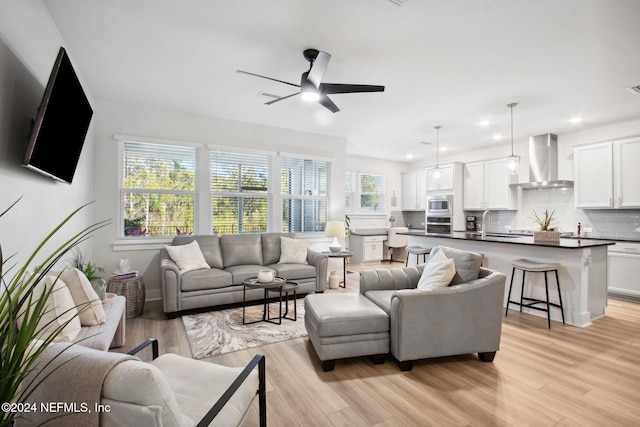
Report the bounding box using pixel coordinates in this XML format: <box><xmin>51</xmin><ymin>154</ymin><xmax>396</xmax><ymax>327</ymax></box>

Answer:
<box><xmin>301</xmin><ymin>90</ymin><xmax>320</xmax><ymax>102</ymax></box>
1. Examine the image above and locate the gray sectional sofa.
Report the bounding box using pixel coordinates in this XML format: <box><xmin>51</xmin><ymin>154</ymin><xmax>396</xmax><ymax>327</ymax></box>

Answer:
<box><xmin>160</xmin><ymin>233</ymin><xmax>328</xmax><ymax>317</ymax></box>
<box><xmin>305</xmin><ymin>246</ymin><xmax>506</xmax><ymax>371</ymax></box>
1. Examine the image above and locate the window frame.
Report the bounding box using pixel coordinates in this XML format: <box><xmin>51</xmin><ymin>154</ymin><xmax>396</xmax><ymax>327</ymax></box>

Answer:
<box><xmin>118</xmin><ymin>139</ymin><xmax>198</xmax><ymax>239</ymax></box>
<box><xmin>280</xmin><ymin>155</ymin><xmax>332</xmax><ymax>233</ymax></box>
<box><xmin>210</xmin><ymin>149</ymin><xmax>272</xmax><ymax>234</ymax></box>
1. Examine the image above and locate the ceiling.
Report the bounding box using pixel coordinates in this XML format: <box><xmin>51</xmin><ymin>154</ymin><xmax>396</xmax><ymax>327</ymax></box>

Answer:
<box><xmin>44</xmin><ymin>0</ymin><xmax>640</xmax><ymax>162</ymax></box>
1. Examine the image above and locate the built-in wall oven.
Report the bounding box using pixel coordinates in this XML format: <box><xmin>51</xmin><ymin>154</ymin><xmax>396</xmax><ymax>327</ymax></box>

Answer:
<box><xmin>427</xmin><ymin>195</ymin><xmax>453</xmax><ymax>216</ymax></box>
<box><xmin>426</xmin><ymin>216</ymin><xmax>452</xmax><ymax>235</ymax></box>
<box><xmin>426</xmin><ymin>195</ymin><xmax>453</xmax><ymax>234</ymax></box>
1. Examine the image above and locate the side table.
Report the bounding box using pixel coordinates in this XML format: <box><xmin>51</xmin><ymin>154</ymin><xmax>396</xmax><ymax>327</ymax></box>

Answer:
<box><xmin>323</xmin><ymin>251</ymin><xmax>353</xmax><ymax>288</ymax></box>
<box><xmin>107</xmin><ymin>274</ymin><xmax>145</xmax><ymax>318</ymax></box>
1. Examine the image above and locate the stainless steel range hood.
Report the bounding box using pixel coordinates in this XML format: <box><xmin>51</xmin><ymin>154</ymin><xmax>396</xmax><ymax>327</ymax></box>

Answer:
<box><xmin>509</xmin><ymin>133</ymin><xmax>573</xmax><ymax>189</ymax></box>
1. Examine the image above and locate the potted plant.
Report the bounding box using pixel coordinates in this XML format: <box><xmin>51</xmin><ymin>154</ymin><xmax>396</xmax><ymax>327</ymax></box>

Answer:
<box><xmin>70</xmin><ymin>248</ymin><xmax>106</xmax><ymax>300</ymax></box>
<box><xmin>0</xmin><ymin>199</ymin><xmax>108</xmax><ymax>427</ymax></box>
<box><xmin>531</xmin><ymin>209</ymin><xmax>560</xmax><ymax>242</ymax></box>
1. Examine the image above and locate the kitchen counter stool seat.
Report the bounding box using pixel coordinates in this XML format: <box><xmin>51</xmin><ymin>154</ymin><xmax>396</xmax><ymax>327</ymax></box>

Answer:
<box><xmin>405</xmin><ymin>246</ymin><xmax>431</xmax><ymax>266</ymax></box>
<box><xmin>505</xmin><ymin>258</ymin><xmax>565</xmax><ymax>328</ymax></box>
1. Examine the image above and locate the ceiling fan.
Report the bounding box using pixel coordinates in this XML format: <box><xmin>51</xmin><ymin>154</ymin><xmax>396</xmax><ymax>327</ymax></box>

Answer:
<box><xmin>236</xmin><ymin>49</ymin><xmax>385</xmax><ymax>113</ymax></box>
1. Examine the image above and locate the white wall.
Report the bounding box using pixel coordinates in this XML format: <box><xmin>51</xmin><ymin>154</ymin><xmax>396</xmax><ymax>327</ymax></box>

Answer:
<box><xmin>0</xmin><ymin>0</ymin><xmax>95</xmax><ymax>271</ymax></box>
<box><xmin>92</xmin><ymin>99</ymin><xmax>348</xmax><ymax>300</ymax></box>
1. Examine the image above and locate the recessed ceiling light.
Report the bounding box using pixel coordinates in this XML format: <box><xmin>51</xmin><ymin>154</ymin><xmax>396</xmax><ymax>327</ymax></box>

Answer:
<box><xmin>478</xmin><ymin>120</ymin><xmax>491</xmax><ymax>127</ymax></box>
<box><xmin>569</xmin><ymin>116</ymin><xmax>583</xmax><ymax>124</ymax></box>
<box><xmin>405</xmin><ymin>153</ymin><xmax>414</xmax><ymax>160</ymax></box>
<box><xmin>440</xmin><ymin>147</ymin><xmax>447</xmax><ymax>152</ymax></box>
<box><xmin>493</xmin><ymin>134</ymin><xmax>503</xmax><ymax>141</ymax></box>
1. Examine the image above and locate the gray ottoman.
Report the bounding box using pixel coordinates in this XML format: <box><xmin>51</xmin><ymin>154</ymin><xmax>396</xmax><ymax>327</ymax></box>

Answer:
<box><xmin>304</xmin><ymin>293</ymin><xmax>390</xmax><ymax>371</ymax></box>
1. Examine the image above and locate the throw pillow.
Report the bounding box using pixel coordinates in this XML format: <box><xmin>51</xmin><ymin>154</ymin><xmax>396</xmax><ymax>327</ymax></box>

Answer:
<box><xmin>59</xmin><ymin>268</ymin><xmax>106</xmax><ymax>326</ymax></box>
<box><xmin>417</xmin><ymin>249</ymin><xmax>456</xmax><ymax>289</ymax></box>
<box><xmin>165</xmin><ymin>240</ymin><xmax>211</xmax><ymax>272</ymax></box>
<box><xmin>278</xmin><ymin>236</ymin><xmax>309</xmax><ymax>264</ymax></box>
<box><xmin>429</xmin><ymin>246</ymin><xmax>482</xmax><ymax>285</ymax></box>
<box><xmin>17</xmin><ymin>275</ymin><xmax>82</xmax><ymax>342</ymax></box>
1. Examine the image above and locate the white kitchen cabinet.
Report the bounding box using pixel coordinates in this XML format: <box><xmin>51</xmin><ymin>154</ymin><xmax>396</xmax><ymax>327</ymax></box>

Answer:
<box><xmin>574</xmin><ymin>136</ymin><xmax>640</xmax><ymax>209</ymax></box>
<box><xmin>615</xmin><ymin>138</ymin><xmax>640</xmax><ymax>207</ymax></box>
<box><xmin>363</xmin><ymin>235</ymin><xmax>385</xmax><ymax>262</ymax></box>
<box><xmin>608</xmin><ymin>242</ymin><xmax>640</xmax><ymax>299</ymax></box>
<box><xmin>426</xmin><ymin>164</ymin><xmax>454</xmax><ymax>191</ymax></box>
<box><xmin>462</xmin><ymin>162</ymin><xmax>484</xmax><ymax>210</ymax></box>
<box><xmin>574</xmin><ymin>142</ymin><xmax>613</xmax><ymax>208</ymax></box>
<box><xmin>401</xmin><ymin>169</ymin><xmax>426</xmax><ymax>210</ymax></box>
<box><xmin>463</xmin><ymin>159</ymin><xmax>517</xmax><ymax>210</ymax></box>
<box><xmin>349</xmin><ymin>234</ymin><xmax>387</xmax><ymax>265</ymax></box>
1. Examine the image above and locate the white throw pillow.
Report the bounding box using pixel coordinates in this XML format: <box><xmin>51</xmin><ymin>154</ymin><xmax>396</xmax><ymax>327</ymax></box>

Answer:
<box><xmin>58</xmin><ymin>268</ymin><xmax>106</xmax><ymax>326</ymax></box>
<box><xmin>278</xmin><ymin>237</ymin><xmax>308</xmax><ymax>264</ymax></box>
<box><xmin>417</xmin><ymin>249</ymin><xmax>456</xmax><ymax>289</ymax></box>
<box><xmin>17</xmin><ymin>275</ymin><xmax>82</xmax><ymax>342</ymax></box>
<box><xmin>165</xmin><ymin>240</ymin><xmax>211</xmax><ymax>272</ymax></box>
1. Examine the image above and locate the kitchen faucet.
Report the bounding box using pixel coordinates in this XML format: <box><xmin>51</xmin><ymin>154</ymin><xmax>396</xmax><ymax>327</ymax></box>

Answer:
<box><xmin>482</xmin><ymin>210</ymin><xmax>492</xmax><ymax>239</ymax></box>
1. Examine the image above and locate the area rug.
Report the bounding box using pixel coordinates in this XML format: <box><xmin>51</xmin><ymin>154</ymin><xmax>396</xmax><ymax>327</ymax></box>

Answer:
<box><xmin>182</xmin><ymin>300</ymin><xmax>307</xmax><ymax>359</ymax></box>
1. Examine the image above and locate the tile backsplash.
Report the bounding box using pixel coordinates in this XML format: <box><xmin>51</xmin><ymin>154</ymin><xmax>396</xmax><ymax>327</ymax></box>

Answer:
<box><xmin>466</xmin><ymin>188</ymin><xmax>640</xmax><ymax>239</ymax></box>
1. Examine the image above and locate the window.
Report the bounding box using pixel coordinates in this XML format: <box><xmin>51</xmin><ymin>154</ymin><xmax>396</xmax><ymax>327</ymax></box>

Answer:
<box><xmin>119</xmin><ymin>141</ymin><xmax>196</xmax><ymax>237</ymax></box>
<box><xmin>281</xmin><ymin>156</ymin><xmax>331</xmax><ymax>232</ymax></box>
<box><xmin>210</xmin><ymin>150</ymin><xmax>271</xmax><ymax>234</ymax></box>
<box><xmin>360</xmin><ymin>173</ymin><xmax>384</xmax><ymax>211</ymax></box>
<box><xmin>345</xmin><ymin>172</ymin><xmax>355</xmax><ymax>213</ymax></box>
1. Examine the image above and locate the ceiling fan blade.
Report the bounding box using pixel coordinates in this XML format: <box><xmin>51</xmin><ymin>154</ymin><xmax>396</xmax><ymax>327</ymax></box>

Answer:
<box><xmin>321</xmin><ymin>83</ymin><xmax>385</xmax><ymax>94</ymax></box>
<box><xmin>236</xmin><ymin>70</ymin><xmax>300</xmax><ymax>88</ymax></box>
<box><xmin>307</xmin><ymin>51</ymin><xmax>331</xmax><ymax>89</ymax></box>
<box><xmin>264</xmin><ymin>92</ymin><xmax>300</xmax><ymax>105</ymax></box>
<box><xmin>318</xmin><ymin>94</ymin><xmax>340</xmax><ymax>113</ymax></box>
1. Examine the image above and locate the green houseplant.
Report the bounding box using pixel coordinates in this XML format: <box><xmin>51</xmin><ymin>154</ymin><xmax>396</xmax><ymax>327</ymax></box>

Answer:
<box><xmin>531</xmin><ymin>209</ymin><xmax>560</xmax><ymax>243</ymax></box>
<box><xmin>70</xmin><ymin>248</ymin><xmax>107</xmax><ymax>300</ymax></box>
<box><xmin>531</xmin><ymin>208</ymin><xmax>557</xmax><ymax>231</ymax></box>
<box><xmin>0</xmin><ymin>199</ymin><xmax>108</xmax><ymax>427</ymax></box>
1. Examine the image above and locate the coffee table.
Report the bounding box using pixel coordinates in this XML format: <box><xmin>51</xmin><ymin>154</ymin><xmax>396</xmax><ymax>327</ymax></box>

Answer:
<box><xmin>242</xmin><ymin>277</ymin><xmax>288</xmax><ymax>325</ymax></box>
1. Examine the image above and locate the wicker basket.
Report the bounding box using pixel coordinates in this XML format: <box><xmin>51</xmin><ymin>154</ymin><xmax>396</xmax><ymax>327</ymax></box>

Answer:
<box><xmin>107</xmin><ymin>275</ymin><xmax>145</xmax><ymax>318</ymax></box>
<box><xmin>533</xmin><ymin>230</ymin><xmax>560</xmax><ymax>243</ymax></box>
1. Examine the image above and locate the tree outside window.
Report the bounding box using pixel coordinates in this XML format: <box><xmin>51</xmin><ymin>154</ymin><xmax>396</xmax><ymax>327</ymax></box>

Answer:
<box><xmin>281</xmin><ymin>157</ymin><xmax>331</xmax><ymax>233</ymax></box>
<box><xmin>211</xmin><ymin>151</ymin><xmax>271</xmax><ymax>234</ymax></box>
<box><xmin>120</xmin><ymin>141</ymin><xmax>196</xmax><ymax>237</ymax></box>
<box><xmin>360</xmin><ymin>173</ymin><xmax>384</xmax><ymax>211</ymax></box>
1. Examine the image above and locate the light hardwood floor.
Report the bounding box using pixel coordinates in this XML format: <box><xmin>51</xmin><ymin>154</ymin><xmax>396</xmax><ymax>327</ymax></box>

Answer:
<box><xmin>116</xmin><ymin>262</ymin><xmax>640</xmax><ymax>426</ymax></box>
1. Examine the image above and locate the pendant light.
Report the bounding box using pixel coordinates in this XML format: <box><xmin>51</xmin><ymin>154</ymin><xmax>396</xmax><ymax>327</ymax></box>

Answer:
<box><xmin>506</xmin><ymin>103</ymin><xmax>519</xmax><ymax>175</ymax></box>
<box><xmin>432</xmin><ymin>125</ymin><xmax>442</xmax><ymax>180</ymax></box>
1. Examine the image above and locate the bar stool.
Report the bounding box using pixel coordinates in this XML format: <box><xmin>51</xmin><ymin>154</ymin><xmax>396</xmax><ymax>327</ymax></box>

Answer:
<box><xmin>405</xmin><ymin>246</ymin><xmax>431</xmax><ymax>266</ymax></box>
<box><xmin>505</xmin><ymin>258</ymin><xmax>565</xmax><ymax>328</ymax></box>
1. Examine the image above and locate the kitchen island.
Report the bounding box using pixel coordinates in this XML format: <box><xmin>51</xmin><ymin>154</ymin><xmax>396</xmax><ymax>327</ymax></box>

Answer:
<box><xmin>401</xmin><ymin>231</ymin><xmax>615</xmax><ymax>327</ymax></box>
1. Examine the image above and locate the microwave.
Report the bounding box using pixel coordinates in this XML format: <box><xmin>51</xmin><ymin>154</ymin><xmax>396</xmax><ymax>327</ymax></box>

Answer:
<box><xmin>426</xmin><ymin>195</ymin><xmax>453</xmax><ymax>216</ymax></box>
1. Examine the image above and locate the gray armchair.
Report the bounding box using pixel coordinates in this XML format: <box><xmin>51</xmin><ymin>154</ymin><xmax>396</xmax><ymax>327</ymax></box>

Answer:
<box><xmin>359</xmin><ymin>246</ymin><xmax>506</xmax><ymax>371</ymax></box>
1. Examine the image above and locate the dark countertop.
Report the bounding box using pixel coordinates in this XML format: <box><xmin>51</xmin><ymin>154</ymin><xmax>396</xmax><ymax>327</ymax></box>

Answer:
<box><xmin>566</xmin><ymin>234</ymin><xmax>640</xmax><ymax>243</ymax></box>
<box><xmin>400</xmin><ymin>231</ymin><xmax>616</xmax><ymax>249</ymax></box>
<box><xmin>349</xmin><ymin>229</ymin><xmax>389</xmax><ymax>236</ymax></box>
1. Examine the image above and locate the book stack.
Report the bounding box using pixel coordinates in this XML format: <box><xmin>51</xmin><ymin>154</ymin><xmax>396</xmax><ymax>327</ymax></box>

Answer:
<box><xmin>111</xmin><ymin>270</ymin><xmax>140</xmax><ymax>280</ymax></box>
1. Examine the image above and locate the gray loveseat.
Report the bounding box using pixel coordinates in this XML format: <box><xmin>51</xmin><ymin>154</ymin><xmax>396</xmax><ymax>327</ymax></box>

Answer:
<box><xmin>160</xmin><ymin>233</ymin><xmax>328</xmax><ymax>317</ymax></box>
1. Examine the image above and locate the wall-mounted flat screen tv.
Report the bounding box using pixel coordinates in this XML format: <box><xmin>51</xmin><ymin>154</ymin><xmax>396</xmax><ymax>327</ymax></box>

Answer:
<box><xmin>22</xmin><ymin>47</ymin><xmax>93</xmax><ymax>184</ymax></box>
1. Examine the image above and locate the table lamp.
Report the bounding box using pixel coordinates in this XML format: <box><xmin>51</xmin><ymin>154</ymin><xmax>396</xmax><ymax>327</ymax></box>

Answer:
<box><xmin>325</xmin><ymin>221</ymin><xmax>345</xmax><ymax>253</ymax></box>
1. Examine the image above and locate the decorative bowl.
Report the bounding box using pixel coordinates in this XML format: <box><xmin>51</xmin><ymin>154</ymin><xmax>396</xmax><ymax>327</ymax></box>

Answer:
<box><xmin>257</xmin><ymin>269</ymin><xmax>275</xmax><ymax>283</ymax></box>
